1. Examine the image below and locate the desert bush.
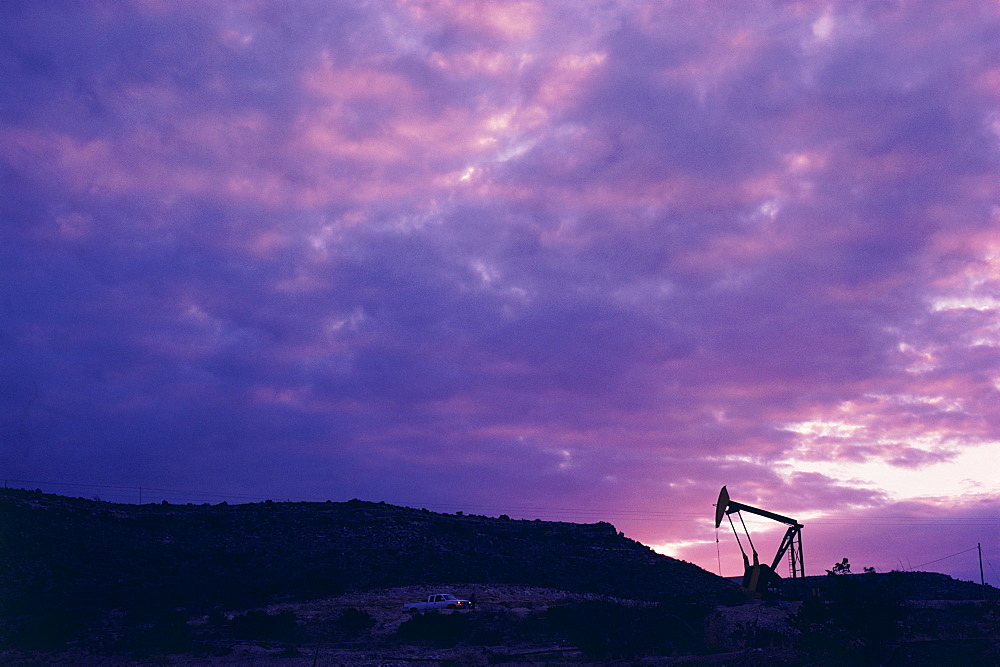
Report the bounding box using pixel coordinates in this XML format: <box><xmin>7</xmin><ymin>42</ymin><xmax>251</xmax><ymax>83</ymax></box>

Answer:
<box><xmin>336</xmin><ymin>607</ymin><xmax>375</xmax><ymax>634</ymax></box>
<box><xmin>228</xmin><ymin>609</ymin><xmax>299</xmax><ymax>642</ymax></box>
<box><xmin>469</xmin><ymin>621</ymin><xmax>506</xmax><ymax>646</ymax></box>
<box><xmin>794</xmin><ymin>573</ymin><xmax>905</xmax><ymax>664</ymax></box>
<box><xmin>117</xmin><ymin>608</ymin><xmax>196</xmax><ymax>655</ymax></box>
<box><xmin>3</xmin><ymin>600</ymin><xmax>96</xmax><ymax>649</ymax></box>
<box><xmin>544</xmin><ymin>600</ymin><xmax>701</xmax><ymax>659</ymax></box>
<box><xmin>396</xmin><ymin>610</ymin><xmax>472</xmax><ymax>647</ymax></box>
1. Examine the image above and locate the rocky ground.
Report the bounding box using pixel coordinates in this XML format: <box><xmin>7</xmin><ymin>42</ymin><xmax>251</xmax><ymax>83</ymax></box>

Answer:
<box><xmin>1</xmin><ymin>585</ymin><xmax>642</xmax><ymax>665</ymax></box>
<box><xmin>0</xmin><ymin>585</ymin><xmax>761</xmax><ymax>665</ymax></box>
<box><xmin>6</xmin><ymin>585</ymin><xmax>997</xmax><ymax>665</ymax></box>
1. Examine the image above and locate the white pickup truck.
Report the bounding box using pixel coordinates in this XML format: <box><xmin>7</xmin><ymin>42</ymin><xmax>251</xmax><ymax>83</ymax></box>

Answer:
<box><xmin>402</xmin><ymin>593</ymin><xmax>472</xmax><ymax>612</ymax></box>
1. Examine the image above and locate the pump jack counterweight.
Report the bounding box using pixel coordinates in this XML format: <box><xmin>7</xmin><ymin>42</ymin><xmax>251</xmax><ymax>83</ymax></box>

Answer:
<box><xmin>715</xmin><ymin>485</ymin><xmax>805</xmax><ymax>598</ymax></box>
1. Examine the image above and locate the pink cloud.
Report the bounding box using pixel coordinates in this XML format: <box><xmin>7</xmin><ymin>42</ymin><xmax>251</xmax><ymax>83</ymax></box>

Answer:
<box><xmin>2</xmin><ymin>0</ymin><xmax>998</xmax><ymax>588</ymax></box>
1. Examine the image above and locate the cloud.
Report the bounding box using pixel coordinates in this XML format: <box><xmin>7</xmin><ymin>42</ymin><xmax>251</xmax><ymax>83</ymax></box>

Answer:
<box><xmin>1</xmin><ymin>0</ymin><xmax>998</xmax><ymax>584</ymax></box>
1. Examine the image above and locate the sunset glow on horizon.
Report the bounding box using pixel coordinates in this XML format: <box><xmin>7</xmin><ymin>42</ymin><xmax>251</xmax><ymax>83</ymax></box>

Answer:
<box><xmin>1</xmin><ymin>1</ymin><xmax>998</xmax><ymax>586</ymax></box>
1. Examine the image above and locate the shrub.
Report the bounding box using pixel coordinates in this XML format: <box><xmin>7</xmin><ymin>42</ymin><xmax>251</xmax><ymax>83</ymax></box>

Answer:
<box><xmin>228</xmin><ymin>609</ymin><xmax>299</xmax><ymax>642</ymax></box>
<box><xmin>544</xmin><ymin>600</ymin><xmax>700</xmax><ymax>659</ymax></box>
<box><xmin>114</xmin><ymin>608</ymin><xmax>197</xmax><ymax>656</ymax></box>
<box><xmin>397</xmin><ymin>610</ymin><xmax>471</xmax><ymax>647</ymax></box>
<box><xmin>5</xmin><ymin>602</ymin><xmax>94</xmax><ymax>649</ymax></box>
<box><xmin>793</xmin><ymin>573</ymin><xmax>905</xmax><ymax>664</ymax></box>
<box><xmin>336</xmin><ymin>607</ymin><xmax>375</xmax><ymax>634</ymax></box>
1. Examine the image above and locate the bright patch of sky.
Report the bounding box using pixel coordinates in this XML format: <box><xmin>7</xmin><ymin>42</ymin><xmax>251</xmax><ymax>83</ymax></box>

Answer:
<box><xmin>777</xmin><ymin>442</ymin><xmax>1000</xmax><ymax>501</ymax></box>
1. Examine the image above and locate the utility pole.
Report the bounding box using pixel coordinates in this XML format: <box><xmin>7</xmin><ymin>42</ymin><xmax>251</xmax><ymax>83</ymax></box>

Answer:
<box><xmin>980</xmin><ymin>543</ymin><xmax>986</xmax><ymax>601</ymax></box>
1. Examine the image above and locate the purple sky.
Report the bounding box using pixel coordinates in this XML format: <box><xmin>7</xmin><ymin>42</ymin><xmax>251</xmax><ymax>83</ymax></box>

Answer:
<box><xmin>2</xmin><ymin>1</ymin><xmax>998</xmax><ymax>586</ymax></box>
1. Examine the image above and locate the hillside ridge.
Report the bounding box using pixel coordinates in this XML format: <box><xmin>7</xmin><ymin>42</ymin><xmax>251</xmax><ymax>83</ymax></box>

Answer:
<box><xmin>0</xmin><ymin>487</ymin><xmax>737</xmax><ymax>610</ymax></box>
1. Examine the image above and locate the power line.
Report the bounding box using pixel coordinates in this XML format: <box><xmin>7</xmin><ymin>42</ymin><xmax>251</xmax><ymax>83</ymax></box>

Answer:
<box><xmin>4</xmin><ymin>479</ymin><xmax>138</xmax><ymax>491</ymax></box>
<box><xmin>904</xmin><ymin>546</ymin><xmax>981</xmax><ymax>572</ymax></box>
<box><xmin>3</xmin><ymin>478</ymin><xmax>998</xmax><ymax>526</ymax></box>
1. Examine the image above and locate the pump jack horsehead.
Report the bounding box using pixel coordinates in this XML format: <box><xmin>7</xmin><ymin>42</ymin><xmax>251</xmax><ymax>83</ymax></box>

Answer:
<box><xmin>715</xmin><ymin>486</ymin><xmax>805</xmax><ymax>597</ymax></box>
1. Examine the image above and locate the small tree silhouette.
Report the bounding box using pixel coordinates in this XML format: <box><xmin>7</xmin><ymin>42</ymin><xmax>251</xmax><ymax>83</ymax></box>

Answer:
<box><xmin>826</xmin><ymin>557</ymin><xmax>851</xmax><ymax>576</ymax></box>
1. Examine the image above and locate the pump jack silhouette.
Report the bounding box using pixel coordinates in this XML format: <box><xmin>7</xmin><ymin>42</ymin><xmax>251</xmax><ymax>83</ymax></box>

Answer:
<box><xmin>715</xmin><ymin>486</ymin><xmax>805</xmax><ymax>597</ymax></box>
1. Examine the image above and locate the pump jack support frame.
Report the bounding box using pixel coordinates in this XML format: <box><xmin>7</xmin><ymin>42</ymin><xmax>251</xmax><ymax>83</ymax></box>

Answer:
<box><xmin>715</xmin><ymin>486</ymin><xmax>805</xmax><ymax>596</ymax></box>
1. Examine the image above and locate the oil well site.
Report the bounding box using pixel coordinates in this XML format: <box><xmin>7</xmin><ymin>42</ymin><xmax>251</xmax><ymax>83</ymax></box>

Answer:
<box><xmin>2</xmin><ymin>487</ymin><xmax>997</xmax><ymax>664</ymax></box>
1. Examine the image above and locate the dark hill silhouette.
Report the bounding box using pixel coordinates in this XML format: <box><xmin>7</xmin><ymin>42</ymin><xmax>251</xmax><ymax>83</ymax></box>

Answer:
<box><xmin>1</xmin><ymin>488</ymin><xmax>737</xmax><ymax>643</ymax></box>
